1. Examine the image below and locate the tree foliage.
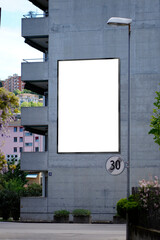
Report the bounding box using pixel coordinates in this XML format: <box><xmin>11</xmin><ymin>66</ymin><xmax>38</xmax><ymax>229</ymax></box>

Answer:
<box><xmin>0</xmin><ymin>160</ymin><xmax>28</xmax><ymax>187</ymax></box>
<box><xmin>0</xmin><ymin>88</ymin><xmax>19</xmax><ymax>138</ymax></box>
<box><xmin>14</xmin><ymin>89</ymin><xmax>42</xmax><ymax>98</ymax></box>
<box><xmin>149</xmin><ymin>90</ymin><xmax>160</xmax><ymax>146</ymax></box>
<box><xmin>0</xmin><ymin>159</ymin><xmax>42</xmax><ymax>220</ymax></box>
<box><xmin>20</xmin><ymin>101</ymin><xmax>43</xmax><ymax>108</ymax></box>
<box><xmin>13</xmin><ymin>89</ymin><xmax>21</xmax><ymax>96</ymax></box>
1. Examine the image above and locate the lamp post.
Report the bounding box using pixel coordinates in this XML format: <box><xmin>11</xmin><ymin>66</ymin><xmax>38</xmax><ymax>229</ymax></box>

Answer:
<box><xmin>107</xmin><ymin>17</ymin><xmax>132</xmax><ymax>240</ymax></box>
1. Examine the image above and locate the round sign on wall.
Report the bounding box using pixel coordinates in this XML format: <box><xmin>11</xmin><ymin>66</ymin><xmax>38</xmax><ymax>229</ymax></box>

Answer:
<box><xmin>106</xmin><ymin>156</ymin><xmax>125</xmax><ymax>176</ymax></box>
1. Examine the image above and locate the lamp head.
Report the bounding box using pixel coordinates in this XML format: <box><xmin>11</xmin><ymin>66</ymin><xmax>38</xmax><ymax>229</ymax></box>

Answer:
<box><xmin>107</xmin><ymin>17</ymin><xmax>132</xmax><ymax>26</ymax></box>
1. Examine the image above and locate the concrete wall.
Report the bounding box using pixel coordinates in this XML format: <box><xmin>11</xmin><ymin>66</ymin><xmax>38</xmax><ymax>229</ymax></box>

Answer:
<box><xmin>47</xmin><ymin>0</ymin><xmax>160</xmax><ymax>221</ymax></box>
<box><xmin>22</xmin><ymin>0</ymin><xmax>160</xmax><ymax>221</ymax></box>
<box><xmin>20</xmin><ymin>197</ymin><xmax>49</xmax><ymax>222</ymax></box>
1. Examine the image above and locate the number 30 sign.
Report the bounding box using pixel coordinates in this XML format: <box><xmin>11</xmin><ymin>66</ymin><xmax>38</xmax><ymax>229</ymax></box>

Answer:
<box><xmin>106</xmin><ymin>156</ymin><xmax>125</xmax><ymax>176</ymax></box>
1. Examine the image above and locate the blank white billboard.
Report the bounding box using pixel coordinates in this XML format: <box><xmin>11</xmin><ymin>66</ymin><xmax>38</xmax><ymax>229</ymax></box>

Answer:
<box><xmin>58</xmin><ymin>59</ymin><xmax>119</xmax><ymax>153</ymax></box>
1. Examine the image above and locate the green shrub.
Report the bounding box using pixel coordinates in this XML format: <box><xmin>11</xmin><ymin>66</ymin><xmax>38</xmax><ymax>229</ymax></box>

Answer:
<box><xmin>10</xmin><ymin>191</ymin><xmax>20</xmax><ymax>220</ymax></box>
<box><xmin>72</xmin><ymin>209</ymin><xmax>91</xmax><ymax>216</ymax></box>
<box><xmin>54</xmin><ymin>210</ymin><xmax>70</xmax><ymax>217</ymax></box>
<box><xmin>0</xmin><ymin>179</ymin><xmax>23</xmax><ymax>220</ymax></box>
<box><xmin>3</xmin><ymin>161</ymin><xmax>28</xmax><ymax>185</ymax></box>
<box><xmin>125</xmin><ymin>201</ymin><xmax>139</xmax><ymax>212</ymax></box>
<box><xmin>116</xmin><ymin>198</ymin><xmax>128</xmax><ymax>219</ymax></box>
<box><xmin>0</xmin><ymin>189</ymin><xmax>20</xmax><ymax>220</ymax></box>
<box><xmin>0</xmin><ymin>189</ymin><xmax>12</xmax><ymax>220</ymax></box>
<box><xmin>3</xmin><ymin>178</ymin><xmax>24</xmax><ymax>193</ymax></box>
<box><xmin>116</xmin><ymin>196</ymin><xmax>139</xmax><ymax>219</ymax></box>
<box><xmin>24</xmin><ymin>183</ymin><xmax>42</xmax><ymax>197</ymax></box>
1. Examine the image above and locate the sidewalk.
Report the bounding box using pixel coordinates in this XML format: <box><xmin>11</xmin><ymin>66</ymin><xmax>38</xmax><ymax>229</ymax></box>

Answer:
<box><xmin>0</xmin><ymin>222</ymin><xmax>126</xmax><ymax>240</ymax></box>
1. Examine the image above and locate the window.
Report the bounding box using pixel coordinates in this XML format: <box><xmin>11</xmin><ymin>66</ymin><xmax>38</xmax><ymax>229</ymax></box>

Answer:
<box><xmin>35</xmin><ymin>147</ymin><xmax>39</xmax><ymax>152</ymax></box>
<box><xmin>25</xmin><ymin>143</ymin><xmax>32</xmax><ymax>147</ymax></box>
<box><xmin>14</xmin><ymin>137</ymin><xmax>17</xmax><ymax>142</ymax></box>
<box><xmin>35</xmin><ymin>136</ymin><xmax>39</xmax><ymax>142</ymax></box>
<box><xmin>19</xmin><ymin>137</ymin><xmax>23</xmax><ymax>142</ymax></box>
<box><xmin>14</xmin><ymin>127</ymin><xmax>17</xmax><ymax>132</ymax></box>
<box><xmin>19</xmin><ymin>147</ymin><xmax>23</xmax><ymax>153</ymax></box>
<box><xmin>19</xmin><ymin>127</ymin><xmax>23</xmax><ymax>132</ymax></box>
<box><xmin>25</xmin><ymin>132</ymin><xmax>32</xmax><ymax>136</ymax></box>
<box><xmin>14</xmin><ymin>147</ymin><xmax>17</xmax><ymax>152</ymax></box>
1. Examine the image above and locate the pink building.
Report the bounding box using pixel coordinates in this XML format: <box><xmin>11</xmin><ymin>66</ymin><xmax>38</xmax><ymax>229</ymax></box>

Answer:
<box><xmin>0</xmin><ymin>120</ymin><xmax>43</xmax><ymax>163</ymax></box>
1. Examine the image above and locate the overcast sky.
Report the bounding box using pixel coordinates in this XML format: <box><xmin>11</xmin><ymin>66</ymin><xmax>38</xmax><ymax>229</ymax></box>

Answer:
<box><xmin>0</xmin><ymin>0</ymin><xmax>43</xmax><ymax>80</ymax></box>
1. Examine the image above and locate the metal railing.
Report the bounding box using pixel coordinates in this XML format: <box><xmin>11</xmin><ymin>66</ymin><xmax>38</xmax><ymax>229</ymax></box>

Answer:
<box><xmin>22</xmin><ymin>58</ymin><xmax>47</xmax><ymax>63</ymax></box>
<box><xmin>23</xmin><ymin>12</ymin><xmax>48</xmax><ymax>19</ymax></box>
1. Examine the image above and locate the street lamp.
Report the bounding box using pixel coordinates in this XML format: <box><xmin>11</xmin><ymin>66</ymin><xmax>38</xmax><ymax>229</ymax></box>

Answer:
<box><xmin>107</xmin><ymin>17</ymin><xmax>132</xmax><ymax>240</ymax></box>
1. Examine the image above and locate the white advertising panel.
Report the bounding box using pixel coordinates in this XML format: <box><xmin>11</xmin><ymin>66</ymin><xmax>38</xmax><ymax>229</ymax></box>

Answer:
<box><xmin>58</xmin><ymin>59</ymin><xmax>119</xmax><ymax>153</ymax></box>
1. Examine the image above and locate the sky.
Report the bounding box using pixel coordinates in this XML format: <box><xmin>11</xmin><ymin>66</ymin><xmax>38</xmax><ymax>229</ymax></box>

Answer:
<box><xmin>0</xmin><ymin>0</ymin><xmax>43</xmax><ymax>80</ymax></box>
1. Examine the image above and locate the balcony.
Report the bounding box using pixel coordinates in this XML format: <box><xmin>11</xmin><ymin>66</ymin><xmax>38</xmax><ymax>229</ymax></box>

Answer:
<box><xmin>21</xmin><ymin>61</ymin><xmax>48</xmax><ymax>95</ymax></box>
<box><xmin>28</xmin><ymin>0</ymin><xmax>48</xmax><ymax>11</ymax></box>
<box><xmin>21</xmin><ymin>152</ymin><xmax>48</xmax><ymax>171</ymax></box>
<box><xmin>22</xmin><ymin>17</ymin><xmax>48</xmax><ymax>53</ymax></box>
<box><xmin>21</xmin><ymin>107</ymin><xmax>48</xmax><ymax>135</ymax></box>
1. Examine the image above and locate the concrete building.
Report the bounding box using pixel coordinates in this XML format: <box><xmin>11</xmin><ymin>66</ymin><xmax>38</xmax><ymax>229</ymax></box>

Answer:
<box><xmin>3</xmin><ymin>74</ymin><xmax>25</xmax><ymax>92</ymax></box>
<box><xmin>20</xmin><ymin>0</ymin><xmax>160</xmax><ymax>222</ymax></box>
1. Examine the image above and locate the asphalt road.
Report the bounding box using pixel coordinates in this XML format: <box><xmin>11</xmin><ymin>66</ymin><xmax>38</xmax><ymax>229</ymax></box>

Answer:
<box><xmin>0</xmin><ymin>222</ymin><xmax>126</xmax><ymax>240</ymax></box>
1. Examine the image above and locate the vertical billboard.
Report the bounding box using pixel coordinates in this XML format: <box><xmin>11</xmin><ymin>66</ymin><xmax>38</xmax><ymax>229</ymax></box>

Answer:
<box><xmin>58</xmin><ymin>59</ymin><xmax>119</xmax><ymax>153</ymax></box>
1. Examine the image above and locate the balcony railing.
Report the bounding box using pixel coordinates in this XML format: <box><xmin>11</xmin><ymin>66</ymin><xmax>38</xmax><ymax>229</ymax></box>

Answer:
<box><xmin>22</xmin><ymin>58</ymin><xmax>45</xmax><ymax>63</ymax></box>
<box><xmin>21</xmin><ymin>107</ymin><xmax>48</xmax><ymax>126</ymax></box>
<box><xmin>21</xmin><ymin>152</ymin><xmax>48</xmax><ymax>171</ymax></box>
<box><xmin>22</xmin><ymin>16</ymin><xmax>48</xmax><ymax>53</ymax></box>
<box><xmin>21</xmin><ymin>61</ymin><xmax>48</xmax><ymax>82</ymax></box>
<box><xmin>23</xmin><ymin>13</ymin><xmax>47</xmax><ymax>18</ymax></box>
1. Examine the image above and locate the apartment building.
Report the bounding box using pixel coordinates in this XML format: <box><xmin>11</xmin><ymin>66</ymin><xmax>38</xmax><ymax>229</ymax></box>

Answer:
<box><xmin>0</xmin><ymin>120</ymin><xmax>43</xmax><ymax>162</ymax></box>
<box><xmin>3</xmin><ymin>74</ymin><xmax>25</xmax><ymax>92</ymax></box>
<box><xmin>20</xmin><ymin>0</ymin><xmax>160</xmax><ymax>222</ymax></box>
<box><xmin>0</xmin><ymin>119</ymin><xmax>43</xmax><ymax>185</ymax></box>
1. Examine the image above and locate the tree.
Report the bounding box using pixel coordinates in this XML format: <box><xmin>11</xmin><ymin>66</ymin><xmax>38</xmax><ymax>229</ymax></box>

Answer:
<box><xmin>0</xmin><ymin>152</ymin><xmax>8</xmax><ymax>175</ymax></box>
<box><xmin>149</xmin><ymin>90</ymin><xmax>160</xmax><ymax>147</ymax></box>
<box><xmin>0</xmin><ymin>159</ymin><xmax>42</xmax><ymax>220</ymax></box>
<box><xmin>13</xmin><ymin>89</ymin><xmax>21</xmax><ymax>96</ymax></box>
<box><xmin>20</xmin><ymin>102</ymin><xmax>31</xmax><ymax>108</ymax></box>
<box><xmin>20</xmin><ymin>101</ymin><xmax>43</xmax><ymax>108</ymax></box>
<box><xmin>0</xmin><ymin>88</ymin><xmax>19</xmax><ymax>149</ymax></box>
<box><xmin>0</xmin><ymin>88</ymin><xmax>19</xmax><ymax>130</ymax></box>
<box><xmin>22</xmin><ymin>89</ymin><xmax>34</xmax><ymax>94</ymax></box>
<box><xmin>0</xmin><ymin>159</ymin><xmax>28</xmax><ymax>220</ymax></box>
<box><xmin>2</xmin><ymin>161</ymin><xmax>28</xmax><ymax>186</ymax></box>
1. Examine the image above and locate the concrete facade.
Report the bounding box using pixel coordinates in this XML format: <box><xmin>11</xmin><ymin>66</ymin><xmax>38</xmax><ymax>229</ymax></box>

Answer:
<box><xmin>21</xmin><ymin>0</ymin><xmax>160</xmax><ymax>221</ymax></box>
